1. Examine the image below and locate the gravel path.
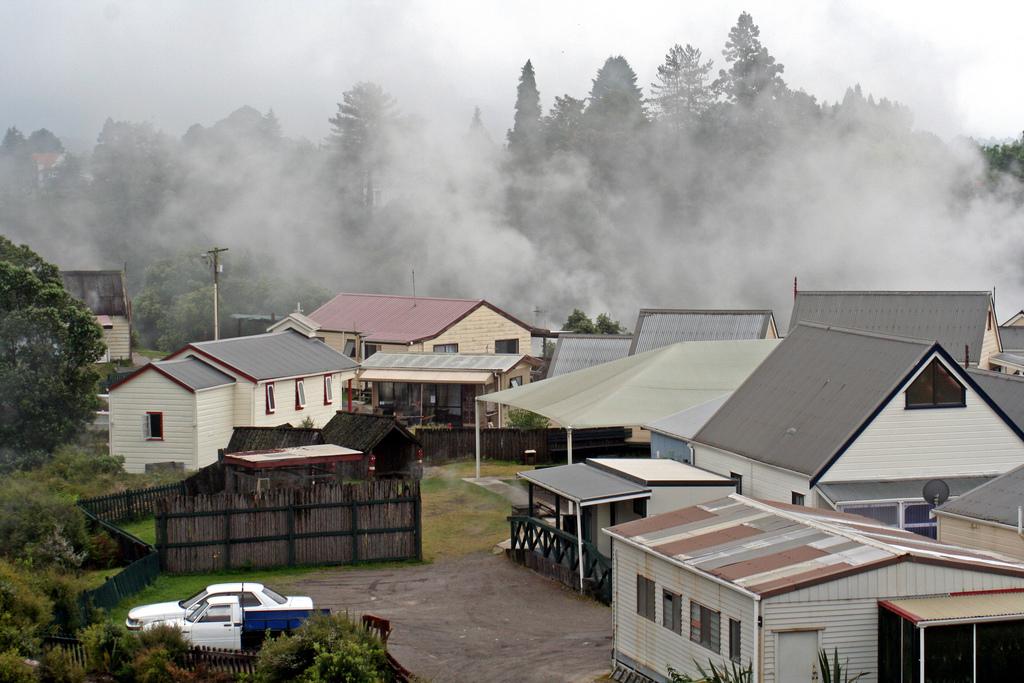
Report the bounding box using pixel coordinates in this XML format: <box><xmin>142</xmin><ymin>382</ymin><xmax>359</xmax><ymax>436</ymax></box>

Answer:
<box><xmin>284</xmin><ymin>552</ymin><xmax>612</xmax><ymax>682</ymax></box>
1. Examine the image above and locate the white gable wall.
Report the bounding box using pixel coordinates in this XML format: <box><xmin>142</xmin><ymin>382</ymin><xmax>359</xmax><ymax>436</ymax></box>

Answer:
<box><xmin>692</xmin><ymin>443</ymin><xmax>813</xmax><ymax>505</ymax></box>
<box><xmin>252</xmin><ymin>373</ymin><xmax>353</xmax><ymax>428</ymax></box>
<box><xmin>110</xmin><ymin>371</ymin><xmax>197</xmax><ymax>473</ymax></box>
<box><xmin>195</xmin><ymin>385</ymin><xmax>235</xmax><ymax>468</ymax></box>
<box><xmin>761</xmin><ymin>562</ymin><xmax>1024</xmax><ymax>683</ymax></box>
<box><xmin>613</xmin><ymin>540</ymin><xmax>756</xmax><ymax>681</ymax></box>
<box><xmin>820</xmin><ymin>356</ymin><xmax>1024</xmax><ymax>483</ymax></box>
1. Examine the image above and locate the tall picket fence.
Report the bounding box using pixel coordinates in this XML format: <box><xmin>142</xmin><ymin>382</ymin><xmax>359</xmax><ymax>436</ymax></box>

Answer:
<box><xmin>156</xmin><ymin>480</ymin><xmax>421</xmax><ymax>573</ymax></box>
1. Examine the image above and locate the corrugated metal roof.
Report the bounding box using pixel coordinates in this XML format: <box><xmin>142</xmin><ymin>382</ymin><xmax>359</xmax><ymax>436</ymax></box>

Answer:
<box><xmin>60</xmin><ymin>270</ymin><xmax>129</xmax><ymax>316</ymax></box>
<box><xmin>519</xmin><ymin>463</ymin><xmax>650</xmax><ymax>504</ymax></box>
<box><xmin>694</xmin><ymin>324</ymin><xmax>936</xmax><ymax>479</ymax></box>
<box><xmin>548</xmin><ymin>334</ymin><xmax>633</xmax><ymax>377</ymax></box>
<box><xmin>789</xmin><ymin>291</ymin><xmax>992</xmax><ymax>364</ymax></box>
<box><xmin>587</xmin><ymin>458</ymin><xmax>733</xmax><ymax>485</ymax></box>
<box><xmin>818</xmin><ymin>477</ymin><xmax>994</xmax><ymax>505</ymax></box>
<box><xmin>645</xmin><ymin>394</ymin><xmax>732</xmax><ymax>440</ymax></box>
<box><xmin>361</xmin><ymin>352</ymin><xmax>528</xmax><ymax>372</ymax></box>
<box><xmin>999</xmin><ymin>326</ymin><xmax>1024</xmax><ymax>351</ymax></box>
<box><xmin>990</xmin><ymin>352</ymin><xmax>1024</xmax><ymax>372</ymax></box>
<box><xmin>606</xmin><ymin>495</ymin><xmax>1024</xmax><ymax>598</ymax></box>
<box><xmin>188</xmin><ymin>331</ymin><xmax>357</xmax><ymax>381</ymax></box>
<box><xmin>359</xmin><ymin>369</ymin><xmax>493</xmax><ymax>384</ymax></box>
<box><xmin>308</xmin><ymin>292</ymin><xmax>535</xmax><ymax>343</ymax></box>
<box><xmin>154</xmin><ymin>358</ymin><xmax>235</xmax><ymax>391</ymax></box>
<box><xmin>965</xmin><ymin>369</ymin><xmax>1024</xmax><ymax>431</ymax></box>
<box><xmin>935</xmin><ymin>464</ymin><xmax>1024</xmax><ymax>527</ymax></box>
<box><xmin>630</xmin><ymin>309</ymin><xmax>775</xmax><ymax>355</ymax></box>
<box><xmin>881</xmin><ymin>591</ymin><xmax>1024</xmax><ymax>625</ymax></box>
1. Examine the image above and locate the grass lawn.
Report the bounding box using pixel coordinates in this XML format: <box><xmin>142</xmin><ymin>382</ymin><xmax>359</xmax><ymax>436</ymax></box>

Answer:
<box><xmin>118</xmin><ymin>516</ymin><xmax>157</xmax><ymax>546</ymax></box>
<box><xmin>134</xmin><ymin>347</ymin><xmax>166</xmax><ymax>360</ymax></box>
<box><xmin>420</xmin><ymin>460</ymin><xmax>526</xmax><ymax>560</ymax></box>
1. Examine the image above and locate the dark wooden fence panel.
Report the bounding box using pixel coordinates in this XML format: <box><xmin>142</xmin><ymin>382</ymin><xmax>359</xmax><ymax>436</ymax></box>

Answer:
<box><xmin>78</xmin><ymin>481</ymin><xmax>187</xmax><ymax>522</ymax></box>
<box><xmin>417</xmin><ymin>426</ymin><xmax>634</xmax><ymax>464</ymax></box>
<box><xmin>156</xmin><ymin>481</ymin><xmax>420</xmax><ymax>573</ymax></box>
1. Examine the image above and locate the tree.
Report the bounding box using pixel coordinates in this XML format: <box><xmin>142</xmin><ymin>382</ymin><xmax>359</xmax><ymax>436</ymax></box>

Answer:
<box><xmin>585</xmin><ymin>56</ymin><xmax>647</xmax><ymax>132</ymax></box>
<box><xmin>563</xmin><ymin>309</ymin><xmax>596</xmax><ymax>333</ymax></box>
<box><xmin>595</xmin><ymin>313</ymin><xmax>626</xmax><ymax>334</ymax></box>
<box><xmin>0</xmin><ymin>237</ymin><xmax>104</xmax><ymax>453</ymax></box>
<box><xmin>650</xmin><ymin>44</ymin><xmax>718</xmax><ymax>132</ymax></box>
<box><xmin>543</xmin><ymin>94</ymin><xmax>586</xmax><ymax>153</ymax></box>
<box><xmin>507</xmin><ymin>60</ymin><xmax>543</xmax><ymax>164</ymax></box>
<box><xmin>26</xmin><ymin>129</ymin><xmax>64</xmax><ymax>153</ymax></box>
<box><xmin>328</xmin><ymin>82</ymin><xmax>401</xmax><ymax>208</ymax></box>
<box><xmin>716</xmin><ymin>12</ymin><xmax>786</xmax><ymax>106</ymax></box>
<box><xmin>0</xmin><ymin>127</ymin><xmax>37</xmax><ymax>202</ymax></box>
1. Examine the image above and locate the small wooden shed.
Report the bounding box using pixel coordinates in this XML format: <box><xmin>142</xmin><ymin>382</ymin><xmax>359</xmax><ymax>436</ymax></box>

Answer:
<box><xmin>222</xmin><ymin>444</ymin><xmax>363</xmax><ymax>493</ymax></box>
<box><xmin>321</xmin><ymin>412</ymin><xmax>421</xmax><ymax>478</ymax></box>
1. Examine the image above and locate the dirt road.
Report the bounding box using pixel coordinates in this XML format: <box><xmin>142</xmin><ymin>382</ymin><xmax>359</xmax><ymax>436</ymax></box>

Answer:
<box><xmin>286</xmin><ymin>552</ymin><xmax>613</xmax><ymax>682</ymax></box>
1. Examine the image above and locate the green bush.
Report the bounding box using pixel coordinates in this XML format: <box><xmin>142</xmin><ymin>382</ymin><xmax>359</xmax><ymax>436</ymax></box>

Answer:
<box><xmin>79</xmin><ymin>621</ymin><xmax>139</xmax><ymax>680</ymax></box>
<box><xmin>37</xmin><ymin>646</ymin><xmax>86</xmax><ymax>683</ymax></box>
<box><xmin>135</xmin><ymin>624</ymin><xmax>189</xmax><ymax>664</ymax></box>
<box><xmin>252</xmin><ymin>613</ymin><xmax>389</xmax><ymax>683</ymax></box>
<box><xmin>36</xmin><ymin>569</ymin><xmax>93</xmax><ymax>633</ymax></box>
<box><xmin>0</xmin><ymin>649</ymin><xmax>35</xmax><ymax>683</ymax></box>
<box><xmin>506</xmin><ymin>408</ymin><xmax>549</xmax><ymax>429</ymax></box>
<box><xmin>0</xmin><ymin>479</ymin><xmax>89</xmax><ymax>568</ymax></box>
<box><xmin>86</xmin><ymin>529</ymin><xmax>121</xmax><ymax>570</ymax></box>
<box><xmin>0</xmin><ymin>559</ymin><xmax>53</xmax><ymax>655</ymax></box>
<box><xmin>669</xmin><ymin>660</ymin><xmax>752</xmax><ymax>683</ymax></box>
<box><xmin>130</xmin><ymin>647</ymin><xmax>177</xmax><ymax>683</ymax></box>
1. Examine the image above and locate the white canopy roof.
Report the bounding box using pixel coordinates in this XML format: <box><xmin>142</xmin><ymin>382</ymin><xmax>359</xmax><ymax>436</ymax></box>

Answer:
<box><xmin>478</xmin><ymin>339</ymin><xmax>779</xmax><ymax>428</ymax></box>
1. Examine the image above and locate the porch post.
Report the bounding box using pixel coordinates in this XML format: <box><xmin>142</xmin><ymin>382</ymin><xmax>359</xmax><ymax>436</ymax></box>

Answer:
<box><xmin>554</xmin><ymin>494</ymin><xmax>561</xmax><ymax>530</ymax></box>
<box><xmin>474</xmin><ymin>399</ymin><xmax>482</xmax><ymax>479</ymax></box>
<box><xmin>528</xmin><ymin>483</ymin><xmax>534</xmax><ymax>518</ymax></box>
<box><xmin>567</xmin><ymin>426</ymin><xmax>574</xmax><ymax>465</ymax></box>
<box><xmin>575</xmin><ymin>501</ymin><xmax>585</xmax><ymax>592</ymax></box>
<box><xmin>919</xmin><ymin>626</ymin><xmax>925</xmax><ymax>683</ymax></box>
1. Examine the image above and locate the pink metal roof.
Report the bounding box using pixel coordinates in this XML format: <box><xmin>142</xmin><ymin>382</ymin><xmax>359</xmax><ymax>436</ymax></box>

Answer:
<box><xmin>309</xmin><ymin>293</ymin><xmax>485</xmax><ymax>344</ymax></box>
<box><xmin>606</xmin><ymin>495</ymin><xmax>1024</xmax><ymax>598</ymax></box>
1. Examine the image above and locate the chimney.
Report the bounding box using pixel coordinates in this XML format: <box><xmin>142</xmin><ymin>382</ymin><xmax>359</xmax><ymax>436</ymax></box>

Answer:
<box><xmin>964</xmin><ymin>344</ymin><xmax>970</xmax><ymax>368</ymax></box>
<box><xmin>793</xmin><ymin>276</ymin><xmax>798</xmax><ymax>301</ymax></box>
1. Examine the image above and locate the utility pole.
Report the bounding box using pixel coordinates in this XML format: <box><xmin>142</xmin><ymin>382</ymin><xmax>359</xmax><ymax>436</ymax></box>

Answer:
<box><xmin>204</xmin><ymin>247</ymin><xmax>229</xmax><ymax>340</ymax></box>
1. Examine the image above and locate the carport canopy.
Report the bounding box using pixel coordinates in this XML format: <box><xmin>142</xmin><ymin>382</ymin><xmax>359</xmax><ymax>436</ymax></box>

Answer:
<box><xmin>518</xmin><ymin>463</ymin><xmax>651</xmax><ymax>506</ymax></box>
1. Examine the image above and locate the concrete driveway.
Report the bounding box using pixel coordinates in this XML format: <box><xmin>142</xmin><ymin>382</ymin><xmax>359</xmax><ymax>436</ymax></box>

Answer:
<box><xmin>284</xmin><ymin>552</ymin><xmax>613</xmax><ymax>682</ymax></box>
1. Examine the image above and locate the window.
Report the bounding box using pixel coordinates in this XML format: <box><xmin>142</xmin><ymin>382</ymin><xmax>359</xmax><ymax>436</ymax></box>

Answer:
<box><xmin>690</xmin><ymin>601</ymin><xmax>721</xmax><ymax>653</ymax></box>
<box><xmin>905</xmin><ymin>358</ymin><xmax>966</xmax><ymax>408</ymax></box>
<box><xmin>324</xmin><ymin>374</ymin><xmax>333</xmax><ymax>404</ymax></box>
<box><xmin>199</xmin><ymin>605</ymin><xmax>232</xmax><ymax>623</ymax></box>
<box><xmin>364</xmin><ymin>343</ymin><xmax>379</xmax><ymax>359</ymax></box>
<box><xmin>433</xmin><ymin>343</ymin><xmax>459</xmax><ymax>353</ymax></box>
<box><xmin>144</xmin><ymin>412</ymin><xmax>163</xmax><ymax>440</ymax></box>
<box><xmin>633</xmin><ymin>498</ymin><xmax>648</xmax><ymax>517</ymax></box>
<box><xmin>729</xmin><ymin>619</ymin><xmax>742</xmax><ymax>662</ymax></box>
<box><xmin>636</xmin><ymin>575</ymin><xmax>656</xmax><ymax>621</ymax></box>
<box><xmin>238</xmin><ymin>592</ymin><xmax>261</xmax><ymax>608</ymax></box>
<box><xmin>262</xmin><ymin>587</ymin><xmax>287</xmax><ymax>605</ymax></box>
<box><xmin>730</xmin><ymin>472</ymin><xmax>743</xmax><ymax>495</ymax></box>
<box><xmin>265</xmin><ymin>383</ymin><xmax>276</xmax><ymax>414</ymax></box>
<box><xmin>295</xmin><ymin>379</ymin><xmax>306</xmax><ymax>409</ymax></box>
<box><xmin>343</xmin><ymin>340</ymin><xmax>356</xmax><ymax>358</ymax></box>
<box><xmin>662</xmin><ymin>590</ymin><xmax>682</xmax><ymax>634</ymax></box>
<box><xmin>495</xmin><ymin>339</ymin><xmax>519</xmax><ymax>354</ymax></box>
<box><xmin>509</xmin><ymin>376</ymin><xmax>523</xmax><ymax>388</ymax></box>
<box><xmin>791</xmin><ymin>492</ymin><xmax>805</xmax><ymax>506</ymax></box>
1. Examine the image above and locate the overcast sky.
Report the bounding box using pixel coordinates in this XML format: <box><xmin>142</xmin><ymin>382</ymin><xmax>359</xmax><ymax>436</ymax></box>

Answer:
<box><xmin>2</xmin><ymin>0</ymin><xmax>1022</xmax><ymax>148</ymax></box>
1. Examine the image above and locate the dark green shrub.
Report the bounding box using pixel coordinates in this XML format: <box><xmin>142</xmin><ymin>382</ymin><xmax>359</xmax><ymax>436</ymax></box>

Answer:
<box><xmin>79</xmin><ymin>621</ymin><xmax>139</xmax><ymax>680</ymax></box>
<box><xmin>252</xmin><ymin>613</ymin><xmax>389</xmax><ymax>683</ymax></box>
<box><xmin>135</xmin><ymin>624</ymin><xmax>188</xmax><ymax>664</ymax></box>
<box><xmin>0</xmin><ymin>480</ymin><xmax>89</xmax><ymax>568</ymax></box>
<box><xmin>0</xmin><ymin>559</ymin><xmax>53</xmax><ymax>654</ymax></box>
<box><xmin>130</xmin><ymin>647</ymin><xmax>176</xmax><ymax>683</ymax></box>
<box><xmin>0</xmin><ymin>649</ymin><xmax>34</xmax><ymax>683</ymax></box>
<box><xmin>37</xmin><ymin>646</ymin><xmax>86</xmax><ymax>683</ymax></box>
<box><xmin>36</xmin><ymin>569</ymin><xmax>92</xmax><ymax>632</ymax></box>
<box><xmin>85</xmin><ymin>529</ymin><xmax>121</xmax><ymax>570</ymax></box>
<box><xmin>298</xmin><ymin>640</ymin><xmax>387</xmax><ymax>682</ymax></box>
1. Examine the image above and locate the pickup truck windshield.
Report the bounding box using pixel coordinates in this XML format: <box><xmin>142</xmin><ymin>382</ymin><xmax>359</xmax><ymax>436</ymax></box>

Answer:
<box><xmin>263</xmin><ymin>587</ymin><xmax>287</xmax><ymax>605</ymax></box>
<box><xmin>180</xmin><ymin>590</ymin><xmax>209</xmax><ymax>609</ymax></box>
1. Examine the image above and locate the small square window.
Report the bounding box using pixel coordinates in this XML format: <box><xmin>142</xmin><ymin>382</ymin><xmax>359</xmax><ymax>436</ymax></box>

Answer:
<box><xmin>144</xmin><ymin>412</ymin><xmax>163</xmax><ymax>440</ymax></box>
<box><xmin>791</xmin><ymin>492</ymin><xmax>805</xmax><ymax>506</ymax></box>
<box><xmin>689</xmin><ymin>601</ymin><xmax>721</xmax><ymax>653</ymax></box>
<box><xmin>636</xmin><ymin>575</ymin><xmax>656</xmax><ymax>621</ymax></box>
<box><xmin>662</xmin><ymin>590</ymin><xmax>682</xmax><ymax>634</ymax></box>
<box><xmin>364</xmin><ymin>343</ymin><xmax>379</xmax><ymax>359</ymax></box>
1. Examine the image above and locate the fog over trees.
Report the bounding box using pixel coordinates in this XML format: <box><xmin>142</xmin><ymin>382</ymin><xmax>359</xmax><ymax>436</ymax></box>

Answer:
<box><xmin>2</xmin><ymin>12</ymin><xmax>1023</xmax><ymax>344</ymax></box>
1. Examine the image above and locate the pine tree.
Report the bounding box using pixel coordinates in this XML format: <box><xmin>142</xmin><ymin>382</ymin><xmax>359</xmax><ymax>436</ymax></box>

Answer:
<box><xmin>585</xmin><ymin>56</ymin><xmax>647</xmax><ymax>132</ymax></box>
<box><xmin>650</xmin><ymin>44</ymin><xmax>718</xmax><ymax>132</ymax></box>
<box><xmin>507</xmin><ymin>60</ymin><xmax>543</xmax><ymax>164</ymax></box>
<box><xmin>543</xmin><ymin>95</ymin><xmax>586</xmax><ymax>153</ymax></box>
<box><xmin>328</xmin><ymin>82</ymin><xmax>400</xmax><ymax>208</ymax></box>
<box><xmin>716</xmin><ymin>12</ymin><xmax>786</xmax><ymax>106</ymax></box>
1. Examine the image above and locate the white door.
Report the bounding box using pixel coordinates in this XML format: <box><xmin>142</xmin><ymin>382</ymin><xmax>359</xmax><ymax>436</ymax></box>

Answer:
<box><xmin>776</xmin><ymin>631</ymin><xmax>819</xmax><ymax>683</ymax></box>
<box><xmin>189</xmin><ymin>604</ymin><xmax>240</xmax><ymax>649</ymax></box>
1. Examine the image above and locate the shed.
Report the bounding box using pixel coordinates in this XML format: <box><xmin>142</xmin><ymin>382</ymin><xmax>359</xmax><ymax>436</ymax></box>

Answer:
<box><xmin>321</xmin><ymin>411</ymin><xmax>421</xmax><ymax>477</ymax></box>
<box><xmin>605</xmin><ymin>494</ymin><xmax>1024</xmax><ymax>683</ymax></box>
<box><xmin>225</xmin><ymin>426</ymin><xmax>324</xmax><ymax>453</ymax></box>
<box><xmin>222</xmin><ymin>444</ymin><xmax>363</xmax><ymax>493</ymax></box>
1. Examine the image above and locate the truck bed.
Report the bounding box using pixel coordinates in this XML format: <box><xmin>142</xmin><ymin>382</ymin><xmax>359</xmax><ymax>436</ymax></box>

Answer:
<box><xmin>242</xmin><ymin>608</ymin><xmax>330</xmax><ymax>632</ymax></box>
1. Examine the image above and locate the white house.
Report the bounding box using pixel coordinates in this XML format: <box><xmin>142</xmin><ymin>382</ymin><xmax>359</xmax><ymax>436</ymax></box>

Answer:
<box><xmin>109</xmin><ymin>330</ymin><xmax>358</xmax><ymax>472</ymax></box>
<box><xmin>686</xmin><ymin>323</ymin><xmax>1024</xmax><ymax>537</ymax></box>
<box><xmin>605</xmin><ymin>495</ymin><xmax>1024</xmax><ymax>683</ymax></box>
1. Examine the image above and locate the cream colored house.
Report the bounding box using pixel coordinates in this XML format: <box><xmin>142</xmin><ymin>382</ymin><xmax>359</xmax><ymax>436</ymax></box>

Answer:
<box><xmin>61</xmin><ymin>270</ymin><xmax>132</xmax><ymax>362</ymax></box>
<box><xmin>109</xmin><ymin>331</ymin><xmax>358</xmax><ymax>472</ymax></box>
<box><xmin>935</xmin><ymin>465</ymin><xmax>1024</xmax><ymax>560</ymax></box>
<box><xmin>269</xmin><ymin>292</ymin><xmax>538</xmax><ymax>360</ymax></box>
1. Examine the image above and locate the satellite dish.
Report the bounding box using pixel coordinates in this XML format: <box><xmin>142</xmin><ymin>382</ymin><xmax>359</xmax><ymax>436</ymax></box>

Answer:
<box><xmin>922</xmin><ymin>479</ymin><xmax>950</xmax><ymax>506</ymax></box>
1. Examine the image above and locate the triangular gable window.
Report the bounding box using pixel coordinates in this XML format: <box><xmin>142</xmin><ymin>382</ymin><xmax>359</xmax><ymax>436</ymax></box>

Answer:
<box><xmin>905</xmin><ymin>358</ymin><xmax>966</xmax><ymax>408</ymax></box>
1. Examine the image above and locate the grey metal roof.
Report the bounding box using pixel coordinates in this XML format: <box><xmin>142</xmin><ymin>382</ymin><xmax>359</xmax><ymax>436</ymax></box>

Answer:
<box><xmin>991</xmin><ymin>352</ymin><xmax>1024</xmax><ymax>371</ymax></box>
<box><xmin>60</xmin><ymin>270</ymin><xmax>129</xmax><ymax>316</ymax></box>
<box><xmin>693</xmin><ymin>323</ymin><xmax>937</xmax><ymax>479</ymax></box>
<box><xmin>188</xmin><ymin>330</ymin><xmax>357</xmax><ymax>381</ymax></box>
<box><xmin>154</xmin><ymin>358</ymin><xmax>235</xmax><ymax>390</ymax></box>
<box><xmin>630</xmin><ymin>309</ymin><xmax>775</xmax><ymax>355</ymax></box>
<box><xmin>548</xmin><ymin>334</ymin><xmax>632</xmax><ymax>377</ymax></box>
<box><xmin>818</xmin><ymin>476</ymin><xmax>995</xmax><ymax>505</ymax></box>
<box><xmin>789</xmin><ymin>291</ymin><xmax>993</xmax><ymax>364</ymax></box>
<box><xmin>936</xmin><ymin>465</ymin><xmax>1024</xmax><ymax>527</ymax></box>
<box><xmin>361</xmin><ymin>352</ymin><xmax>528</xmax><ymax>372</ymax></box>
<box><xmin>1000</xmin><ymin>327</ymin><xmax>1024</xmax><ymax>351</ymax></box>
<box><xmin>518</xmin><ymin>463</ymin><xmax>650</xmax><ymax>504</ymax></box>
<box><xmin>645</xmin><ymin>394</ymin><xmax>732</xmax><ymax>440</ymax></box>
<box><xmin>966</xmin><ymin>369</ymin><xmax>1024</xmax><ymax>432</ymax></box>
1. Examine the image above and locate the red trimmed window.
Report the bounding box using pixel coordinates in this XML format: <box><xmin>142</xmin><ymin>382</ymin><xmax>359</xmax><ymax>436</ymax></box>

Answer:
<box><xmin>324</xmin><ymin>374</ymin><xmax>333</xmax><ymax>405</ymax></box>
<box><xmin>295</xmin><ymin>379</ymin><xmax>306</xmax><ymax>409</ymax></box>
<box><xmin>144</xmin><ymin>412</ymin><xmax>163</xmax><ymax>440</ymax></box>
<box><xmin>265</xmin><ymin>383</ymin><xmax>276</xmax><ymax>414</ymax></box>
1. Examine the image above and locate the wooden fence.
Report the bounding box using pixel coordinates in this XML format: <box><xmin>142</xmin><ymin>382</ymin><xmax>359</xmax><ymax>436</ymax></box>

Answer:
<box><xmin>417</xmin><ymin>426</ymin><xmax>633</xmax><ymax>464</ymax></box>
<box><xmin>155</xmin><ymin>480</ymin><xmax>421</xmax><ymax>573</ymax></box>
<box><xmin>184</xmin><ymin>646</ymin><xmax>259</xmax><ymax>675</ymax></box>
<box><xmin>508</xmin><ymin>515</ymin><xmax>612</xmax><ymax>604</ymax></box>
<box><xmin>78</xmin><ymin>481</ymin><xmax>187</xmax><ymax>522</ymax></box>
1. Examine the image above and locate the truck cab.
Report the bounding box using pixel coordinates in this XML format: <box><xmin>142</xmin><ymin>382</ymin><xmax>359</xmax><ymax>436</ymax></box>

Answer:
<box><xmin>182</xmin><ymin>595</ymin><xmax>243</xmax><ymax>650</ymax></box>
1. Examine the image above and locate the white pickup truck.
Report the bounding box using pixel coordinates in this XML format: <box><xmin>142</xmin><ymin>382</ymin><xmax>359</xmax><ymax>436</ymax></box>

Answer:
<box><xmin>125</xmin><ymin>582</ymin><xmax>313</xmax><ymax>632</ymax></box>
<box><xmin>152</xmin><ymin>594</ymin><xmax>327</xmax><ymax>650</ymax></box>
